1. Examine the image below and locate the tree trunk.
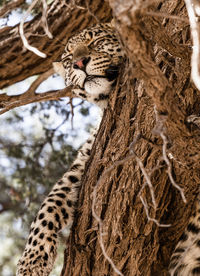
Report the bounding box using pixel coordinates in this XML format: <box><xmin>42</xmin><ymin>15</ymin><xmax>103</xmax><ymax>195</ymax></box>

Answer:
<box><xmin>62</xmin><ymin>1</ymin><xmax>200</xmax><ymax>275</ymax></box>
<box><xmin>1</xmin><ymin>0</ymin><xmax>200</xmax><ymax>275</ymax></box>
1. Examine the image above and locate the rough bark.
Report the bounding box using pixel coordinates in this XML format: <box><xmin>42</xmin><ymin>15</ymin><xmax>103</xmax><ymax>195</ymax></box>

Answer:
<box><xmin>1</xmin><ymin>0</ymin><xmax>200</xmax><ymax>275</ymax></box>
<box><xmin>62</xmin><ymin>1</ymin><xmax>200</xmax><ymax>276</ymax></box>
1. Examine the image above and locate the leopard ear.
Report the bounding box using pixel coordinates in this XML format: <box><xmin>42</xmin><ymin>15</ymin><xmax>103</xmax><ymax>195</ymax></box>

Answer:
<box><xmin>53</xmin><ymin>62</ymin><xmax>65</xmax><ymax>79</ymax></box>
<box><xmin>110</xmin><ymin>18</ymin><xmax>116</xmax><ymax>28</ymax></box>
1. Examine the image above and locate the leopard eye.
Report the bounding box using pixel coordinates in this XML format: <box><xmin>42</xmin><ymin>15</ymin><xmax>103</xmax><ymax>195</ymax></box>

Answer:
<box><xmin>88</xmin><ymin>31</ymin><xmax>93</xmax><ymax>38</ymax></box>
<box><xmin>66</xmin><ymin>44</ymin><xmax>73</xmax><ymax>52</ymax></box>
<box><xmin>85</xmin><ymin>31</ymin><xmax>93</xmax><ymax>41</ymax></box>
<box><xmin>82</xmin><ymin>57</ymin><xmax>91</xmax><ymax>66</ymax></box>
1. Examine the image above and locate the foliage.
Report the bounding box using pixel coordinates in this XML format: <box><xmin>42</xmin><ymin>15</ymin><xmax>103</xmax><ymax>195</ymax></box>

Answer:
<box><xmin>0</xmin><ymin>97</ymin><xmax>93</xmax><ymax>275</ymax></box>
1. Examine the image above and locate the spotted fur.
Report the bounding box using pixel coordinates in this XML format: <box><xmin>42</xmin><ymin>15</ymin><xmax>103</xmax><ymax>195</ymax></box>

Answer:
<box><xmin>169</xmin><ymin>197</ymin><xmax>200</xmax><ymax>275</ymax></box>
<box><xmin>17</xmin><ymin>133</ymin><xmax>97</xmax><ymax>276</ymax></box>
<box><xmin>17</xmin><ymin>23</ymin><xmax>123</xmax><ymax>275</ymax></box>
<box><xmin>62</xmin><ymin>23</ymin><xmax>123</xmax><ymax>109</ymax></box>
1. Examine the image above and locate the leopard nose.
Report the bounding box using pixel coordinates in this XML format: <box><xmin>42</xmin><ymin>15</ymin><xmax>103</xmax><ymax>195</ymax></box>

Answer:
<box><xmin>73</xmin><ymin>57</ymin><xmax>90</xmax><ymax>69</ymax></box>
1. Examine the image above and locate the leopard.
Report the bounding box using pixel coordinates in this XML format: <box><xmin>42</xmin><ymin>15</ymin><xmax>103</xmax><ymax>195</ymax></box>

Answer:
<box><xmin>169</xmin><ymin>196</ymin><xmax>200</xmax><ymax>276</ymax></box>
<box><xmin>16</xmin><ymin>21</ymin><xmax>200</xmax><ymax>276</ymax></box>
<box><xmin>16</xmin><ymin>22</ymin><xmax>123</xmax><ymax>276</ymax></box>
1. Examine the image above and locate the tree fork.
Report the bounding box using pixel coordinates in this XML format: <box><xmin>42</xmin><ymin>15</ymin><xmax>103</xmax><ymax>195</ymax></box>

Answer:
<box><xmin>62</xmin><ymin>1</ymin><xmax>200</xmax><ymax>275</ymax></box>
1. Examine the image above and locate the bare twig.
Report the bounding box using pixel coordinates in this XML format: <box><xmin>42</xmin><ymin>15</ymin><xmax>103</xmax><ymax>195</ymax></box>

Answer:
<box><xmin>62</xmin><ymin>0</ymin><xmax>86</xmax><ymax>10</ymax></box>
<box><xmin>85</xmin><ymin>0</ymin><xmax>100</xmax><ymax>22</ymax></box>
<box><xmin>91</xmin><ymin>206</ymin><xmax>123</xmax><ymax>276</ymax></box>
<box><xmin>146</xmin><ymin>11</ymin><xmax>189</xmax><ymax>23</ymax></box>
<box><xmin>92</xmin><ymin>172</ymin><xmax>124</xmax><ymax>276</ymax></box>
<box><xmin>187</xmin><ymin>114</ymin><xmax>200</xmax><ymax>128</ymax></box>
<box><xmin>136</xmin><ymin>156</ymin><xmax>171</xmax><ymax>227</ymax></box>
<box><xmin>139</xmin><ymin>194</ymin><xmax>171</xmax><ymax>227</ymax></box>
<box><xmin>71</xmin><ymin>0</ymin><xmax>86</xmax><ymax>10</ymax></box>
<box><xmin>26</xmin><ymin>68</ymin><xmax>54</xmax><ymax>94</ymax></box>
<box><xmin>0</xmin><ymin>86</ymin><xmax>73</xmax><ymax>115</ymax></box>
<box><xmin>92</xmin><ymin>154</ymin><xmax>141</xmax><ymax>276</ymax></box>
<box><xmin>136</xmin><ymin>154</ymin><xmax>157</xmax><ymax>208</ymax></box>
<box><xmin>160</xmin><ymin>131</ymin><xmax>187</xmax><ymax>203</ymax></box>
<box><xmin>184</xmin><ymin>0</ymin><xmax>200</xmax><ymax>90</ymax></box>
<box><xmin>129</xmin><ymin>137</ymin><xmax>157</xmax><ymax>209</ymax></box>
<box><xmin>19</xmin><ymin>0</ymin><xmax>47</xmax><ymax>58</ymax></box>
<box><xmin>69</xmin><ymin>98</ymin><xmax>75</xmax><ymax>129</ymax></box>
<box><xmin>154</xmin><ymin>107</ymin><xmax>186</xmax><ymax>203</ymax></box>
<box><xmin>91</xmin><ymin>133</ymin><xmax>163</xmax><ymax>273</ymax></box>
<box><xmin>41</xmin><ymin>0</ymin><xmax>53</xmax><ymax>39</ymax></box>
<box><xmin>1</xmin><ymin>67</ymin><xmax>53</xmax><ymax>104</ymax></box>
<box><xmin>91</xmin><ymin>133</ymin><xmax>171</xmax><ymax>273</ymax></box>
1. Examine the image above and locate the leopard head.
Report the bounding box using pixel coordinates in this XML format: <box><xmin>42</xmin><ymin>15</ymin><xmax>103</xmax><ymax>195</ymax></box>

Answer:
<box><xmin>60</xmin><ymin>23</ymin><xmax>123</xmax><ymax>107</ymax></box>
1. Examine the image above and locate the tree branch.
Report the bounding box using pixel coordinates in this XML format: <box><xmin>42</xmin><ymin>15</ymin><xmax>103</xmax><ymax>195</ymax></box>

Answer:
<box><xmin>184</xmin><ymin>0</ymin><xmax>200</xmax><ymax>91</ymax></box>
<box><xmin>0</xmin><ymin>0</ymin><xmax>25</xmax><ymax>17</ymax></box>
<box><xmin>19</xmin><ymin>0</ymin><xmax>47</xmax><ymax>58</ymax></box>
<box><xmin>0</xmin><ymin>86</ymin><xmax>73</xmax><ymax>114</ymax></box>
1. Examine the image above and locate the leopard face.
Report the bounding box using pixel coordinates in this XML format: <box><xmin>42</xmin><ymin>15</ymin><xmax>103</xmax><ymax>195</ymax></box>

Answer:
<box><xmin>61</xmin><ymin>23</ymin><xmax>123</xmax><ymax>107</ymax></box>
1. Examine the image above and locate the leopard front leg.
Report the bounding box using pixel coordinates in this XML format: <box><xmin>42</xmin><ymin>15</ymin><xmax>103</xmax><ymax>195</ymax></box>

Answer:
<box><xmin>17</xmin><ymin>132</ymin><xmax>96</xmax><ymax>276</ymax></box>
